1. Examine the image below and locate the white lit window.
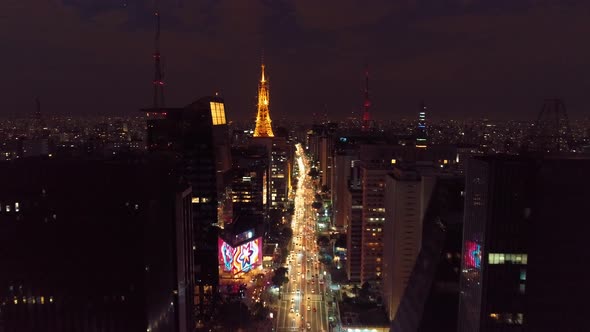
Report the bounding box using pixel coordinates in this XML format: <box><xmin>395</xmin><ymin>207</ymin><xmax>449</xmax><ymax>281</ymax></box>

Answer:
<box><xmin>488</xmin><ymin>253</ymin><xmax>528</xmax><ymax>265</ymax></box>
<box><xmin>15</xmin><ymin>202</ymin><xmax>20</xmax><ymax>212</ymax></box>
<box><xmin>191</xmin><ymin>197</ymin><xmax>200</xmax><ymax>204</ymax></box>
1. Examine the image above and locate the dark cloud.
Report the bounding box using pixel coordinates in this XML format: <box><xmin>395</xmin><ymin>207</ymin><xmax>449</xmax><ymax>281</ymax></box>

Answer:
<box><xmin>1</xmin><ymin>0</ymin><xmax>588</xmax><ymax>120</ymax></box>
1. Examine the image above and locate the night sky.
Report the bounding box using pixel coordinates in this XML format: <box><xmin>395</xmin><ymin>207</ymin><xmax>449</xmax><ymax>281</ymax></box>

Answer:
<box><xmin>2</xmin><ymin>0</ymin><xmax>590</xmax><ymax>121</ymax></box>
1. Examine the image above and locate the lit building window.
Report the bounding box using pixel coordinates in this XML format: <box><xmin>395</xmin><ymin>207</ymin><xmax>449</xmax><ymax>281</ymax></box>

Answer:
<box><xmin>488</xmin><ymin>253</ymin><xmax>528</xmax><ymax>265</ymax></box>
<box><xmin>192</xmin><ymin>197</ymin><xmax>200</xmax><ymax>204</ymax></box>
<box><xmin>210</xmin><ymin>102</ymin><xmax>226</xmax><ymax>125</ymax></box>
<box><xmin>15</xmin><ymin>202</ymin><xmax>19</xmax><ymax>212</ymax></box>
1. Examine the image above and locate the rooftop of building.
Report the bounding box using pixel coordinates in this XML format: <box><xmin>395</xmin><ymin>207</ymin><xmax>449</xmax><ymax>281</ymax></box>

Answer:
<box><xmin>473</xmin><ymin>152</ymin><xmax>590</xmax><ymax>162</ymax></box>
<box><xmin>339</xmin><ymin>302</ymin><xmax>390</xmax><ymax>328</ymax></box>
<box><xmin>263</xmin><ymin>243</ymin><xmax>277</xmax><ymax>256</ymax></box>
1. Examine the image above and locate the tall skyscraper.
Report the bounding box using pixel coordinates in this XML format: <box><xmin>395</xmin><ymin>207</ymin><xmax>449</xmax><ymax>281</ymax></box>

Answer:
<box><xmin>345</xmin><ymin>187</ymin><xmax>363</xmax><ymax>282</ymax></box>
<box><xmin>230</xmin><ymin>145</ymin><xmax>268</xmax><ymax>218</ymax></box>
<box><xmin>360</xmin><ymin>162</ymin><xmax>389</xmax><ymax>283</ymax></box>
<box><xmin>145</xmin><ymin>95</ymin><xmax>230</xmax><ymax>325</ymax></box>
<box><xmin>458</xmin><ymin>155</ymin><xmax>590</xmax><ymax>332</ymax></box>
<box><xmin>270</xmin><ymin>135</ymin><xmax>291</xmax><ymax>210</ymax></box>
<box><xmin>416</xmin><ymin>103</ymin><xmax>427</xmax><ymax>148</ymax></box>
<box><xmin>382</xmin><ymin>167</ymin><xmax>436</xmax><ymax>321</ymax></box>
<box><xmin>253</xmin><ymin>62</ymin><xmax>274</xmax><ymax>138</ymax></box>
<box><xmin>332</xmin><ymin>144</ymin><xmax>359</xmax><ymax>231</ymax></box>
<box><xmin>391</xmin><ymin>176</ymin><xmax>464</xmax><ymax>332</ymax></box>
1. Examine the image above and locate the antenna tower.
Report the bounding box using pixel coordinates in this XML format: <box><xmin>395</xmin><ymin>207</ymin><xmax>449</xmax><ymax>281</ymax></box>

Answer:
<box><xmin>253</xmin><ymin>57</ymin><xmax>275</xmax><ymax>137</ymax></box>
<box><xmin>152</xmin><ymin>8</ymin><xmax>165</xmax><ymax>109</ymax></box>
<box><xmin>34</xmin><ymin>97</ymin><xmax>41</xmax><ymax>120</ymax></box>
<box><xmin>529</xmin><ymin>98</ymin><xmax>572</xmax><ymax>153</ymax></box>
<box><xmin>362</xmin><ymin>65</ymin><xmax>371</xmax><ymax>131</ymax></box>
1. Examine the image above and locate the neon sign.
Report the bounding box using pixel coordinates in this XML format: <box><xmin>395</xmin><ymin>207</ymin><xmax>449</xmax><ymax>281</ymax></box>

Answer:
<box><xmin>465</xmin><ymin>241</ymin><xmax>482</xmax><ymax>269</ymax></box>
<box><xmin>218</xmin><ymin>237</ymin><xmax>262</xmax><ymax>274</ymax></box>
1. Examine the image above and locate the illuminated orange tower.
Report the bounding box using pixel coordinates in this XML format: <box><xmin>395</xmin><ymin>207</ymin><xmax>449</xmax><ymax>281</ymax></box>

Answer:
<box><xmin>253</xmin><ymin>62</ymin><xmax>275</xmax><ymax>137</ymax></box>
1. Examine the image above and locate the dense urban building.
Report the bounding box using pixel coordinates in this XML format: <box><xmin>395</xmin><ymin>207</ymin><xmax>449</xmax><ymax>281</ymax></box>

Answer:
<box><xmin>0</xmin><ymin>157</ymin><xmax>194</xmax><ymax>332</ymax></box>
<box><xmin>230</xmin><ymin>145</ymin><xmax>268</xmax><ymax>219</ymax></box>
<box><xmin>345</xmin><ymin>187</ymin><xmax>363</xmax><ymax>282</ymax></box>
<box><xmin>332</xmin><ymin>143</ymin><xmax>360</xmax><ymax>232</ymax></box>
<box><xmin>458</xmin><ymin>155</ymin><xmax>590</xmax><ymax>332</ymax></box>
<box><xmin>269</xmin><ymin>134</ymin><xmax>292</xmax><ymax>211</ymax></box>
<box><xmin>416</xmin><ymin>103</ymin><xmax>428</xmax><ymax>148</ymax></box>
<box><xmin>359</xmin><ymin>144</ymin><xmax>457</xmax><ymax>284</ymax></box>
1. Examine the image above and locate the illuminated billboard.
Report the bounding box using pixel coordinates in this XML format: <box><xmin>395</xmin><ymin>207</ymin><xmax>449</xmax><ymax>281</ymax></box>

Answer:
<box><xmin>218</xmin><ymin>237</ymin><xmax>262</xmax><ymax>274</ymax></box>
<box><xmin>464</xmin><ymin>240</ymin><xmax>482</xmax><ymax>269</ymax></box>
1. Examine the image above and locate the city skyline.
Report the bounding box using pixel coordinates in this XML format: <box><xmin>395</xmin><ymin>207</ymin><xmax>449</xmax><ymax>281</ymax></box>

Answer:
<box><xmin>1</xmin><ymin>3</ymin><xmax>590</xmax><ymax>326</ymax></box>
<box><xmin>3</xmin><ymin>0</ymin><xmax>590</xmax><ymax>120</ymax></box>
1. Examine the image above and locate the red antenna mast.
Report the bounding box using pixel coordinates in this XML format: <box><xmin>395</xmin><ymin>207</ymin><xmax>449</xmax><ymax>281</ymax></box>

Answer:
<box><xmin>152</xmin><ymin>7</ymin><xmax>165</xmax><ymax>109</ymax></box>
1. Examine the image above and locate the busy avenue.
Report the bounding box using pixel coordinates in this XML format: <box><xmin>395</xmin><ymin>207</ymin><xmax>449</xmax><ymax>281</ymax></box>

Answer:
<box><xmin>276</xmin><ymin>144</ymin><xmax>329</xmax><ymax>332</ymax></box>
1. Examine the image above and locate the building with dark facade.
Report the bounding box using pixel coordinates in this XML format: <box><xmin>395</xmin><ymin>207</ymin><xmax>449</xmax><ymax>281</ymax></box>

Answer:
<box><xmin>390</xmin><ymin>176</ymin><xmax>464</xmax><ymax>332</ymax></box>
<box><xmin>269</xmin><ymin>134</ymin><xmax>293</xmax><ymax>212</ymax></box>
<box><xmin>345</xmin><ymin>187</ymin><xmax>363</xmax><ymax>282</ymax></box>
<box><xmin>230</xmin><ymin>145</ymin><xmax>268</xmax><ymax>219</ymax></box>
<box><xmin>0</xmin><ymin>157</ymin><xmax>194</xmax><ymax>332</ymax></box>
<box><xmin>382</xmin><ymin>167</ymin><xmax>437</xmax><ymax>322</ymax></box>
<box><xmin>458</xmin><ymin>155</ymin><xmax>590</xmax><ymax>332</ymax></box>
<box><xmin>145</xmin><ymin>95</ymin><xmax>230</xmax><ymax>327</ymax></box>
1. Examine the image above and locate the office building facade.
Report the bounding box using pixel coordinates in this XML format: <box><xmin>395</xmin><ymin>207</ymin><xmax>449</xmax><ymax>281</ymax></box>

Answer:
<box><xmin>0</xmin><ymin>157</ymin><xmax>194</xmax><ymax>332</ymax></box>
<box><xmin>458</xmin><ymin>156</ymin><xmax>590</xmax><ymax>332</ymax></box>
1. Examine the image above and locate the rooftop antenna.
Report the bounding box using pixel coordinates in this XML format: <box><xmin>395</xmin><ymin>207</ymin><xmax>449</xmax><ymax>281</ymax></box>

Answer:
<box><xmin>34</xmin><ymin>97</ymin><xmax>41</xmax><ymax>120</ymax></box>
<box><xmin>529</xmin><ymin>98</ymin><xmax>572</xmax><ymax>153</ymax></box>
<box><xmin>152</xmin><ymin>4</ymin><xmax>165</xmax><ymax>109</ymax></box>
<box><xmin>362</xmin><ymin>63</ymin><xmax>371</xmax><ymax>131</ymax></box>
